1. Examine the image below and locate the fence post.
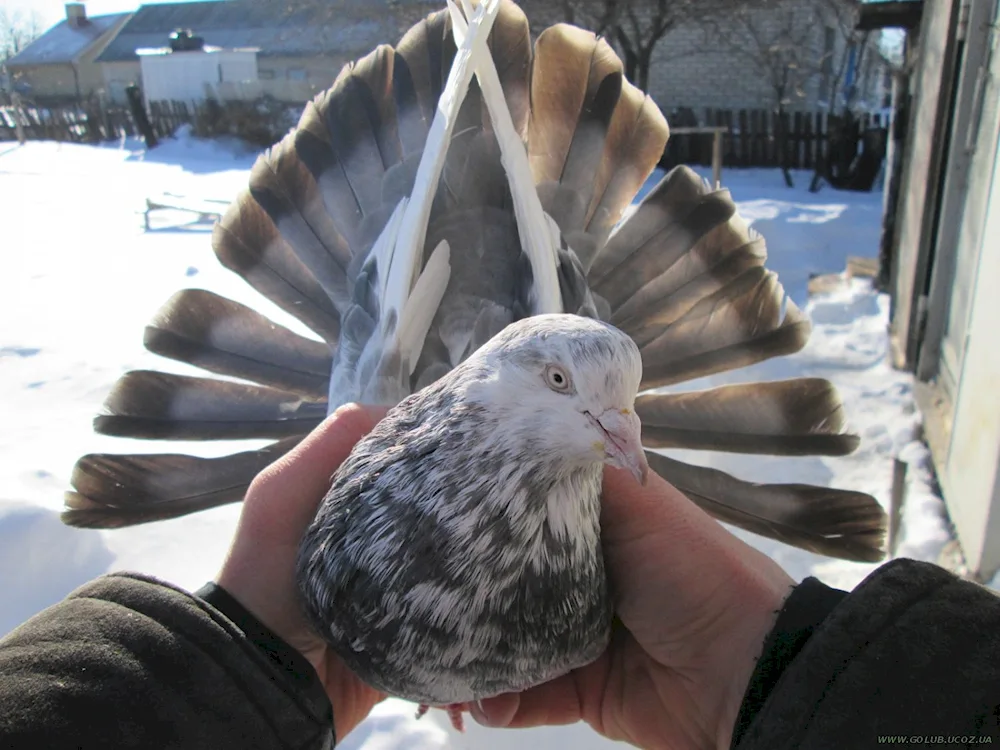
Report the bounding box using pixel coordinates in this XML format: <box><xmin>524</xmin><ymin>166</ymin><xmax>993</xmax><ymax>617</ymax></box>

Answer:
<box><xmin>10</xmin><ymin>91</ymin><xmax>26</xmax><ymax>144</ymax></box>
<box><xmin>126</xmin><ymin>84</ymin><xmax>158</xmax><ymax>148</ymax></box>
<box><xmin>712</xmin><ymin>131</ymin><xmax>722</xmax><ymax>188</ymax></box>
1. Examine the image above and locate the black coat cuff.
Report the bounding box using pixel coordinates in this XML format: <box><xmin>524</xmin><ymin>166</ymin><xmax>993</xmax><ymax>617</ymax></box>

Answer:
<box><xmin>732</xmin><ymin>576</ymin><xmax>847</xmax><ymax>746</ymax></box>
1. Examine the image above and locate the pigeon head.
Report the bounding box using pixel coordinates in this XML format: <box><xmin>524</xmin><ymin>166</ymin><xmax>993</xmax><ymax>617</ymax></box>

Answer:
<box><xmin>465</xmin><ymin>314</ymin><xmax>648</xmax><ymax>484</ymax></box>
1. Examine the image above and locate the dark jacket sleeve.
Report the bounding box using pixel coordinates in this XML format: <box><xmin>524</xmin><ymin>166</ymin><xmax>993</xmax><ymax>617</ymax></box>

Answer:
<box><xmin>733</xmin><ymin>559</ymin><xmax>1000</xmax><ymax>749</ymax></box>
<box><xmin>0</xmin><ymin>573</ymin><xmax>334</xmax><ymax>750</ymax></box>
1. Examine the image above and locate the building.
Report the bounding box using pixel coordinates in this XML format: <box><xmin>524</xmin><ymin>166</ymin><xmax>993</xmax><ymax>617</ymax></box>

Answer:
<box><xmin>877</xmin><ymin>0</ymin><xmax>1000</xmax><ymax>581</ymax></box>
<box><xmin>95</xmin><ymin>0</ymin><xmax>439</xmax><ymax>104</ymax></box>
<box><xmin>137</xmin><ymin>36</ymin><xmax>261</xmax><ymax>106</ymax></box>
<box><xmin>5</xmin><ymin>4</ymin><xmax>132</xmax><ymax>103</ymax></box>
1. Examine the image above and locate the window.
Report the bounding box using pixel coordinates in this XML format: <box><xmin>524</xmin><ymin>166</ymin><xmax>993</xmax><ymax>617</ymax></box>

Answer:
<box><xmin>287</xmin><ymin>68</ymin><xmax>307</xmax><ymax>82</ymax></box>
<box><xmin>259</xmin><ymin>69</ymin><xmax>276</xmax><ymax>80</ymax></box>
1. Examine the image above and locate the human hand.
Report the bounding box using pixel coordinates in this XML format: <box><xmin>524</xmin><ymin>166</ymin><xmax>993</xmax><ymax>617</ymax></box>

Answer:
<box><xmin>471</xmin><ymin>467</ymin><xmax>795</xmax><ymax>750</ymax></box>
<box><xmin>215</xmin><ymin>404</ymin><xmax>389</xmax><ymax>743</ymax></box>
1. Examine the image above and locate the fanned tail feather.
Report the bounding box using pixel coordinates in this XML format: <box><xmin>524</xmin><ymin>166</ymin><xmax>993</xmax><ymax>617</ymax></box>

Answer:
<box><xmin>144</xmin><ymin>289</ymin><xmax>332</xmax><ymax>400</ymax></box>
<box><xmin>528</xmin><ymin>25</ymin><xmax>668</xmax><ymax>268</ymax></box>
<box><xmin>590</xmin><ymin>167</ymin><xmax>810</xmax><ymax>389</ymax></box>
<box><xmin>636</xmin><ymin>379</ymin><xmax>860</xmax><ymax>456</ymax></box>
<box><xmin>94</xmin><ymin>371</ymin><xmax>327</xmax><ymax>440</ymax></box>
<box><xmin>212</xmin><ymin>199</ymin><xmax>341</xmax><ymax>343</ymax></box>
<box><xmin>647</xmin><ymin>452</ymin><xmax>886</xmax><ymax>563</ymax></box>
<box><xmin>63</xmin><ymin>4</ymin><xmax>887</xmax><ymax>563</ymax></box>
<box><xmin>63</xmin><ymin>439</ymin><xmax>302</xmax><ymax>528</ymax></box>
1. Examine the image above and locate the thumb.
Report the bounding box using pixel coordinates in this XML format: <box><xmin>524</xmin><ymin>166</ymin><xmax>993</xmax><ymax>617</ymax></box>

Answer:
<box><xmin>237</xmin><ymin>404</ymin><xmax>389</xmax><ymax>546</ymax></box>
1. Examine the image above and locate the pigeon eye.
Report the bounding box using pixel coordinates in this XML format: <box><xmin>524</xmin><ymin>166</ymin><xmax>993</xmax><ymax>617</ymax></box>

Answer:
<box><xmin>544</xmin><ymin>364</ymin><xmax>572</xmax><ymax>393</ymax></box>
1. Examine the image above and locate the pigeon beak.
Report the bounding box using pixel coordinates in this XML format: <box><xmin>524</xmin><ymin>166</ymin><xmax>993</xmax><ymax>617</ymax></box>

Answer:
<box><xmin>594</xmin><ymin>408</ymin><xmax>649</xmax><ymax>486</ymax></box>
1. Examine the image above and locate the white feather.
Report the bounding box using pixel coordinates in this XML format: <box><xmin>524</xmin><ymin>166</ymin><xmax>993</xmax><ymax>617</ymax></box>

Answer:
<box><xmin>382</xmin><ymin>0</ymin><xmax>502</xmax><ymax>321</ymax></box>
<box><xmin>448</xmin><ymin>1</ymin><xmax>564</xmax><ymax>316</ymax></box>
<box><xmin>395</xmin><ymin>240</ymin><xmax>452</xmax><ymax>376</ymax></box>
<box><xmin>370</xmin><ymin>198</ymin><xmax>408</xmax><ymax>323</ymax></box>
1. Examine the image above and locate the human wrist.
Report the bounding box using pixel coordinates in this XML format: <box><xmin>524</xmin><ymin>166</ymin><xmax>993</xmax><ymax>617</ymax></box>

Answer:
<box><xmin>727</xmin><ymin>576</ymin><xmax>848</xmax><ymax>748</ymax></box>
<box><xmin>197</xmin><ymin>581</ymin><xmax>327</xmax><ymax>692</ymax></box>
<box><xmin>709</xmin><ymin>545</ymin><xmax>795</xmax><ymax>750</ymax></box>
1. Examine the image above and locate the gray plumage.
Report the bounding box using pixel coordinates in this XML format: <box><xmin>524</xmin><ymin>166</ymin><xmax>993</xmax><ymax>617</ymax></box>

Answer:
<box><xmin>298</xmin><ymin>314</ymin><xmax>640</xmax><ymax>704</ymax></box>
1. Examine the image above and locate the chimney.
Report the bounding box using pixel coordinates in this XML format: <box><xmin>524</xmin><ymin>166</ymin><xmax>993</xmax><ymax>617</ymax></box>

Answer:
<box><xmin>66</xmin><ymin>3</ymin><xmax>87</xmax><ymax>29</ymax></box>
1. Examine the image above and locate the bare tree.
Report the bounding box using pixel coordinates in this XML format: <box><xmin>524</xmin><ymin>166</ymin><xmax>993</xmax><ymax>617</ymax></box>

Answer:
<box><xmin>813</xmin><ymin>0</ymin><xmax>869</xmax><ymax>112</ymax></box>
<box><xmin>807</xmin><ymin>0</ymin><xmax>890</xmax><ymax>192</ymax></box>
<box><xmin>0</xmin><ymin>8</ymin><xmax>43</xmax><ymax>65</ymax></box>
<box><xmin>715</xmin><ymin>5</ymin><xmax>824</xmax><ymax>112</ymax></box>
<box><xmin>705</xmin><ymin>0</ymin><xmax>838</xmax><ymax>186</ymax></box>
<box><xmin>548</xmin><ymin>0</ymin><xmax>747</xmax><ymax>92</ymax></box>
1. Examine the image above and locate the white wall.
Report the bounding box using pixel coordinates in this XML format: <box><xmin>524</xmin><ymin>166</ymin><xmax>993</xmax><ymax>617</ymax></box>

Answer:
<box><xmin>941</xmin><ymin>125</ymin><xmax>1000</xmax><ymax>580</ymax></box>
<box><xmin>138</xmin><ymin>49</ymin><xmax>259</xmax><ymax>106</ymax></box>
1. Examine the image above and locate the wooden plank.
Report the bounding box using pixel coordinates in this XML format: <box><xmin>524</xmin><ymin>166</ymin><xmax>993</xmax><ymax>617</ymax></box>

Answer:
<box><xmin>738</xmin><ymin>109</ymin><xmax>748</xmax><ymax>166</ymax></box>
<box><xmin>781</xmin><ymin>110</ymin><xmax>793</xmax><ymax>169</ymax></box>
<box><xmin>768</xmin><ymin>111</ymin><xmax>778</xmax><ymax>167</ymax></box>
<box><xmin>803</xmin><ymin>113</ymin><xmax>814</xmax><ymax>169</ymax></box>
<box><xmin>712</xmin><ymin>131</ymin><xmax>722</xmax><ymax>187</ymax></box>
<box><xmin>888</xmin><ymin>458</ymin><xmax>908</xmax><ymax>558</ymax></box>
<box><xmin>847</xmin><ymin>256</ymin><xmax>880</xmax><ymax>278</ymax></box>
<box><xmin>144</xmin><ymin>192</ymin><xmax>230</xmax><ymax>231</ymax></box>
<box><xmin>723</xmin><ymin>109</ymin><xmax>734</xmax><ymax>165</ymax></box>
<box><xmin>792</xmin><ymin>112</ymin><xmax>803</xmax><ymax>169</ymax></box>
<box><xmin>889</xmin><ymin>0</ymin><xmax>961</xmax><ymax>370</ymax></box>
<box><xmin>816</xmin><ymin>112</ymin><xmax>826</xmax><ymax>166</ymax></box>
<box><xmin>808</xmin><ymin>272</ymin><xmax>847</xmax><ymax>296</ymax></box>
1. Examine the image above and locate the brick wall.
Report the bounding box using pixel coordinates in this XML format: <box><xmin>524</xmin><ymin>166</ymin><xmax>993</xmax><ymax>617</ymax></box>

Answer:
<box><xmin>515</xmin><ymin>0</ymin><xmax>888</xmax><ymax>118</ymax></box>
<box><xmin>341</xmin><ymin>0</ymin><xmax>889</xmax><ymax>119</ymax></box>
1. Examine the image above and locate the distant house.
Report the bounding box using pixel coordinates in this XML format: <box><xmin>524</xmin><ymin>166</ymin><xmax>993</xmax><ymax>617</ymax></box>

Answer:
<box><xmin>878</xmin><ymin>0</ymin><xmax>1000</xmax><ymax>581</ymax></box>
<box><xmin>94</xmin><ymin>0</ymin><xmax>439</xmax><ymax>104</ymax></box>
<box><xmin>5</xmin><ymin>4</ymin><xmax>131</xmax><ymax>103</ymax></box>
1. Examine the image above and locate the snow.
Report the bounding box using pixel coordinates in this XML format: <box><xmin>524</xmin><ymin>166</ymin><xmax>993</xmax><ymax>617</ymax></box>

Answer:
<box><xmin>0</xmin><ymin>133</ymin><xmax>951</xmax><ymax>748</ymax></box>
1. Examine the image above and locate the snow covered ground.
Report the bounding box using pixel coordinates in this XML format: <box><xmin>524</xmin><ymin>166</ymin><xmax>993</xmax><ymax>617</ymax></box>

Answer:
<box><xmin>0</xmin><ymin>132</ymin><xmax>950</xmax><ymax>748</ymax></box>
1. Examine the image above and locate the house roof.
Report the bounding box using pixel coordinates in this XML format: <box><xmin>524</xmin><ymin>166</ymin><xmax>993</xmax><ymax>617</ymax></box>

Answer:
<box><xmin>7</xmin><ymin>12</ymin><xmax>131</xmax><ymax>67</ymax></box>
<box><xmin>96</xmin><ymin>0</ymin><xmax>432</xmax><ymax>63</ymax></box>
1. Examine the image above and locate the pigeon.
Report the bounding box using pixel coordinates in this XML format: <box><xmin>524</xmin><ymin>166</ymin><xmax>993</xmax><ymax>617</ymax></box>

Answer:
<box><xmin>64</xmin><ymin>2</ymin><xmax>886</xmax><ymax>575</ymax></box>
<box><xmin>297</xmin><ymin>313</ymin><xmax>646</xmax><ymax>728</ymax></box>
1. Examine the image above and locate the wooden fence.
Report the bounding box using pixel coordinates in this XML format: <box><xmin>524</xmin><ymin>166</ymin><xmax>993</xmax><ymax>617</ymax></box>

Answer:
<box><xmin>0</xmin><ymin>99</ymin><xmax>292</xmax><ymax>146</ymax></box>
<box><xmin>1</xmin><ymin>98</ymin><xmax>888</xmax><ymax>173</ymax></box>
<box><xmin>0</xmin><ymin>101</ymin><xmax>141</xmax><ymax>143</ymax></box>
<box><xmin>663</xmin><ymin>108</ymin><xmax>889</xmax><ymax>171</ymax></box>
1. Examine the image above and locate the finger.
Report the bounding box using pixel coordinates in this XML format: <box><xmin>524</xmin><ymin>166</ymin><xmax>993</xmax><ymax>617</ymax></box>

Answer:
<box><xmin>472</xmin><ymin>673</ymin><xmax>583</xmax><ymax>729</ymax></box>
<box><xmin>600</xmin><ymin>465</ymin><xmax>792</xmax><ymax>649</ymax></box>
<box><xmin>240</xmin><ymin>404</ymin><xmax>389</xmax><ymax>543</ymax></box>
<box><xmin>601</xmin><ymin>466</ymin><xmax>733</xmax><ymax>578</ymax></box>
<box><xmin>470</xmin><ymin>693</ymin><xmax>519</xmax><ymax>728</ymax></box>
<box><xmin>601</xmin><ymin>465</ymin><xmax>710</xmax><ymax>542</ymax></box>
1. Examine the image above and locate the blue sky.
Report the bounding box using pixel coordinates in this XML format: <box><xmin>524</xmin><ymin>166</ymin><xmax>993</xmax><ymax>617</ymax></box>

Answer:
<box><xmin>4</xmin><ymin>0</ymin><xmax>209</xmax><ymax>28</ymax></box>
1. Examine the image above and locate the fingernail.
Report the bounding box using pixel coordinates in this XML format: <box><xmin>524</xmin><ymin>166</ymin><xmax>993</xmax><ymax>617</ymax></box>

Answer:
<box><xmin>471</xmin><ymin>700</ymin><xmax>492</xmax><ymax>726</ymax></box>
<box><xmin>471</xmin><ymin>697</ymin><xmax>516</xmax><ymax>728</ymax></box>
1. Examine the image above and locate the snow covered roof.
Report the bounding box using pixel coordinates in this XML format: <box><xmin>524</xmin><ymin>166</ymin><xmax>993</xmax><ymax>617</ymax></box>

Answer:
<box><xmin>95</xmin><ymin>1</ymin><xmax>427</xmax><ymax>63</ymax></box>
<box><xmin>7</xmin><ymin>12</ymin><xmax>132</xmax><ymax>67</ymax></box>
